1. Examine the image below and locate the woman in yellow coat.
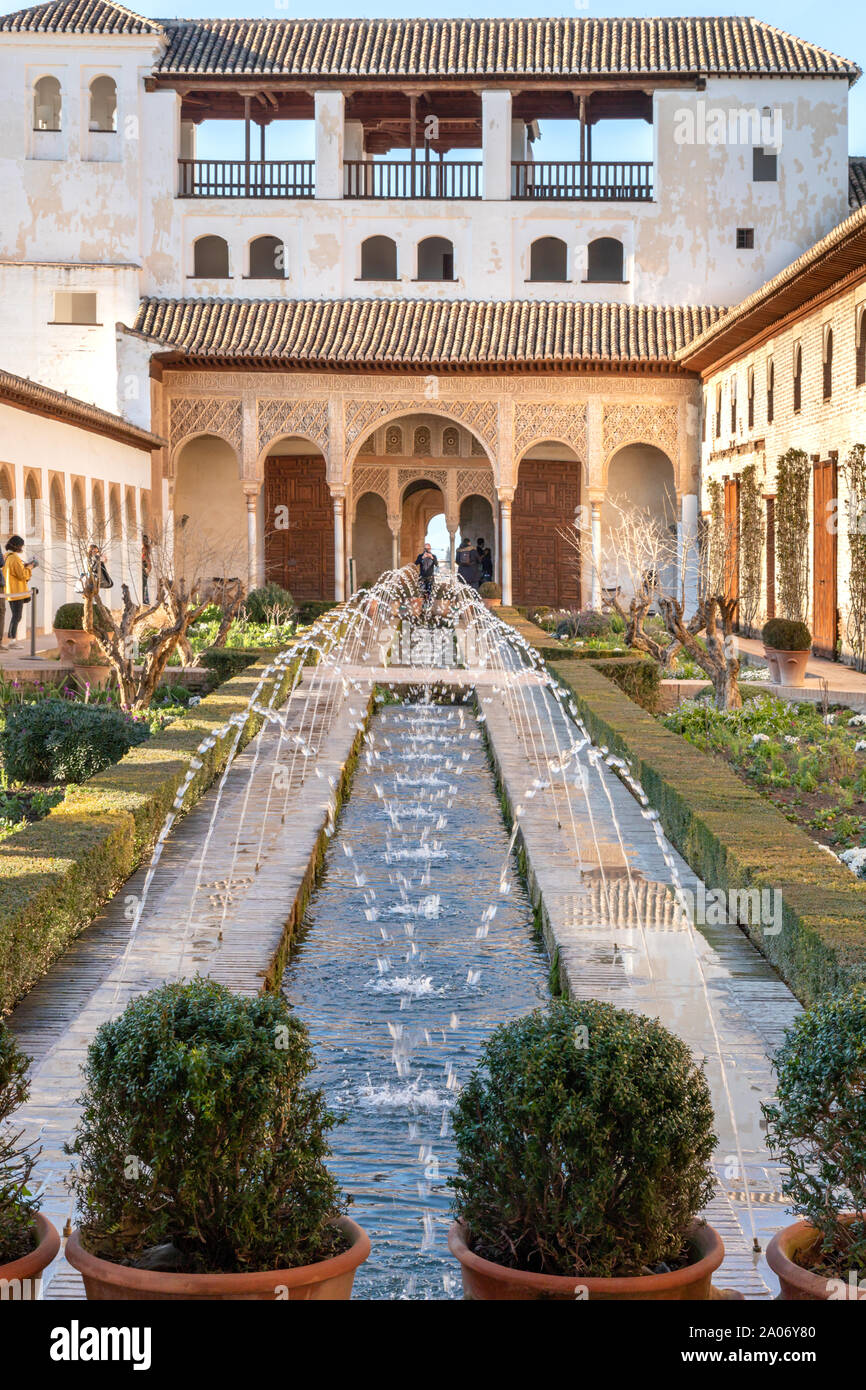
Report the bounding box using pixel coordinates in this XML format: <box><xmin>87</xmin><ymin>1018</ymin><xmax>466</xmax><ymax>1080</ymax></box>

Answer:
<box><xmin>3</xmin><ymin>535</ymin><xmax>35</xmax><ymax>651</ymax></box>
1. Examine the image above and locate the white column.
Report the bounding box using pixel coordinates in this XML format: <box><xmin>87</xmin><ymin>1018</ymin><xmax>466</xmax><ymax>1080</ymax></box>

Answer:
<box><xmin>500</xmin><ymin>497</ymin><xmax>513</xmax><ymax>605</ymax></box>
<box><xmin>391</xmin><ymin>528</ymin><xmax>400</xmax><ymax>571</ymax></box>
<box><xmin>482</xmin><ymin>90</ymin><xmax>512</xmax><ymax>201</ymax></box>
<box><xmin>333</xmin><ymin>494</ymin><xmax>345</xmax><ymax>601</ymax></box>
<box><xmin>243</xmin><ymin>487</ymin><xmax>258</xmax><ymax>593</ymax></box>
<box><xmin>315</xmin><ymin>90</ymin><xmax>345</xmax><ymax>200</ymax></box>
<box><xmin>681</xmin><ymin>492</ymin><xmax>700</xmax><ymax>618</ymax></box>
<box><xmin>591</xmin><ymin>500</ymin><xmax>602</xmax><ymax>611</ymax></box>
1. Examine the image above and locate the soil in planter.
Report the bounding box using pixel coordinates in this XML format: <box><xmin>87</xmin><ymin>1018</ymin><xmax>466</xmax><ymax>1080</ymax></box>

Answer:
<box><xmin>0</xmin><ymin>1213</ymin><xmax>38</xmax><ymax>1266</ymax></box>
<box><xmin>281</xmin><ymin>701</ymin><xmax>548</xmax><ymax>1301</ymax></box>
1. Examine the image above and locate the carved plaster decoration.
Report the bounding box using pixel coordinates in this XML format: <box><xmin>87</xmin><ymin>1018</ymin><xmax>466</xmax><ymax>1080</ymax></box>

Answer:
<box><xmin>601</xmin><ymin>402</ymin><xmax>679</xmax><ymax>464</ymax></box>
<box><xmin>513</xmin><ymin>401</ymin><xmax>587</xmax><ymax>460</ymax></box>
<box><xmin>385</xmin><ymin>426</ymin><xmax>403</xmax><ymax>455</ymax></box>
<box><xmin>169</xmin><ymin>397</ymin><xmax>243</xmax><ymax>458</ymax></box>
<box><xmin>413</xmin><ymin>425</ymin><xmax>432</xmax><ymax>457</ymax></box>
<box><xmin>456</xmin><ymin>468</ymin><xmax>497</xmax><ymax>505</ymax></box>
<box><xmin>257</xmin><ymin>398</ymin><xmax>329</xmax><ymax>456</ymax></box>
<box><xmin>442</xmin><ymin>426</ymin><xmax>460</xmax><ymax>456</ymax></box>
<box><xmin>343</xmin><ymin>397</ymin><xmax>498</xmax><ymax>458</ymax></box>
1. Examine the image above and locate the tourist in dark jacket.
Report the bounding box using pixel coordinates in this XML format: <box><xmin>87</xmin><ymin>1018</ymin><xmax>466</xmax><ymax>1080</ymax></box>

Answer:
<box><xmin>416</xmin><ymin>541</ymin><xmax>438</xmax><ymax>596</ymax></box>
<box><xmin>477</xmin><ymin>537</ymin><xmax>494</xmax><ymax>583</ymax></box>
<box><xmin>456</xmin><ymin>536</ymin><xmax>480</xmax><ymax>589</ymax></box>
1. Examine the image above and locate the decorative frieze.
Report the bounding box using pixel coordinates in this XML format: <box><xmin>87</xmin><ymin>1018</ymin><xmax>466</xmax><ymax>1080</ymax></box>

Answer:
<box><xmin>601</xmin><ymin>402</ymin><xmax>679</xmax><ymax>463</ymax></box>
<box><xmin>514</xmin><ymin>401</ymin><xmax>587</xmax><ymax>459</ymax></box>
<box><xmin>257</xmin><ymin>398</ymin><xmax>329</xmax><ymax>456</ymax></box>
<box><xmin>169</xmin><ymin>396</ymin><xmax>243</xmax><ymax>457</ymax></box>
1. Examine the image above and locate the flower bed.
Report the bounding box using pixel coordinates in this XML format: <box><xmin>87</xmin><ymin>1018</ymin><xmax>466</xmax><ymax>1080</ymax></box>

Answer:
<box><xmin>663</xmin><ymin>694</ymin><xmax>866</xmax><ymax>856</ymax></box>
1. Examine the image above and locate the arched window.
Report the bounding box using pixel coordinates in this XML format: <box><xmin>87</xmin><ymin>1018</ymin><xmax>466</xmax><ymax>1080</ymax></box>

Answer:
<box><xmin>109</xmin><ymin>483</ymin><xmax>122</xmax><ymax>542</ymax></box>
<box><xmin>50</xmin><ymin>476</ymin><xmax>66</xmax><ymax>541</ymax></box>
<box><xmin>730</xmin><ymin>377</ymin><xmax>737</xmax><ymax>434</ymax></box>
<box><xmin>793</xmin><ymin>343</ymin><xmax>802</xmax><ymax>413</ymax></box>
<box><xmin>125</xmin><ymin>486</ymin><xmax>137</xmax><ymax>536</ymax></box>
<box><xmin>767</xmin><ymin>359</ymin><xmax>775</xmax><ymax>424</ymax></box>
<box><xmin>413</xmin><ymin>426</ymin><xmax>431</xmax><ymax>457</ymax></box>
<box><xmin>714</xmin><ymin>385</ymin><xmax>722</xmax><ymax>439</ymax></box>
<box><xmin>33</xmin><ymin>76</ymin><xmax>61</xmax><ymax>132</ymax></box>
<box><xmin>91</xmin><ymin>482</ymin><xmax>105</xmax><ymax>540</ymax></box>
<box><xmin>248</xmin><ymin>235</ymin><xmax>285</xmax><ymax>279</ymax></box>
<box><xmin>747</xmin><ymin>367</ymin><xmax>755</xmax><ymax>429</ymax></box>
<box><xmin>385</xmin><ymin>426</ymin><xmax>403</xmax><ymax>455</ymax></box>
<box><xmin>586</xmin><ymin>237</ymin><xmax>624</xmax><ymax>283</ymax></box>
<box><xmin>529</xmin><ymin>236</ymin><xmax>568</xmax><ymax>282</ymax></box>
<box><xmin>193</xmin><ymin>235</ymin><xmax>229</xmax><ymax>278</ymax></box>
<box><xmin>442</xmin><ymin>426</ymin><xmax>460</xmax><ymax>456</ymax></box>
<box><xmin>24</xmin><ymin>474</ymin><xmax>40</xmax><ymax>538</ymax></box>
<box><xmin>857</xmin><ymin>308</ymin><xmax>866</xmax><ymax>388</ymax></box>
<box><xmin>71</xmin><ymin>479</ymin><xmax>86</xmax><ymax>537</ymax></box>
<box><xmin>360</xmin><ymin>235</ymin><xmax>397</xmax><ymax>281</ymax></box>
<box><xmin>823</xmin><ymin>328</ymin><xmax>834</xmax><ymax>400</ymax></box>
<box><xmin>89</xmin><ymin>76</ymin><xmax>117</xmax><ymax>132</ymax></box>
<box><xmin>417</xmin><ymin>236</ymin><xmax>454</xmax><ymax>281</ymax></box>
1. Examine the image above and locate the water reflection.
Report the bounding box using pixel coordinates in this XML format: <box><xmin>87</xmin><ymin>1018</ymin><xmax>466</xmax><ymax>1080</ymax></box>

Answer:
<box><xmin>281</xmin><ymin>701</ymin><xmax>548</xmax><ymax>1300</ymax></box>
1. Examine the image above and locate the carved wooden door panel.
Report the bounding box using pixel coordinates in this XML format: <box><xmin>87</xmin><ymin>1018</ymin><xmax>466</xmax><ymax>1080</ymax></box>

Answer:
<box><xmin>512</xmin><ymin>459</ymin><xmax>581</xmax><ymax>608</ymax></box>
<box><xmin>264</xmin><ymin>456</ymin><xmax>334</xmax><ymax>600</ymax></box>
<box><xmin>812</xmin><ymin>458</ymin><xmax>838</xmax><ymax>658</ymax></box>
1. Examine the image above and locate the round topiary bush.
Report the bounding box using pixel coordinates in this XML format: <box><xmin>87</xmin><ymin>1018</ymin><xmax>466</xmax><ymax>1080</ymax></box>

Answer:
<box><xmin>479</xmin><ymin>581</ymin><xmax>501</xmax><ymax>599</ymax></box>
<box><xmin>242</xmin><ymin>583</ymin><xmax>295</xmax><ymax>626</ymax></box>
<box><xmin>762</xmin><ymin>618</ymin><xmax>812</xmax><ymax>651</ymax></box>
<box><xmin>68</xmin><ymin>977</ymin><xmax>347</xmax><ymax>1274</ymax></box>
<box><xmin>575</xmin><ymin>609</ymin><xmax>613</xmax><ymax>638</ymax></box>
<box><xmin>762</xmin><ymin>984</ymin><xmax>866</xmax><ymax>1277</ymax></box>
<box><xmin>0</xmin><ymin>699</ymin><xmax>149</xmax><ymax>784</ymax></box>
<box><xmin>0</xmin><ymin>1024</ymin><xmax>39</xmax><ymax>1264</ymax></box>
<box><xmin>451</xmin><ymin>1000</ymin><xmax>717</xmax><ymax>1278</ymax></box>
<box><xmin>53</xmin><ymin>602</ymin><xmax>85</xmax><ymax>630</ymax></box>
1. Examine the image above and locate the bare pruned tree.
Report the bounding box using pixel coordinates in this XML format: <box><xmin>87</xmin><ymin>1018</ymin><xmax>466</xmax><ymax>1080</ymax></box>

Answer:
<box><xmin>46</xmin><ymin>503</ymin><xmax>246</xmax><ymax>709</ymax></box>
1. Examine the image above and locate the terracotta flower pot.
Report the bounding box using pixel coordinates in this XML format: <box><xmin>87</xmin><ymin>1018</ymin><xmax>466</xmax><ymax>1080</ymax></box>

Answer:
<box><xmin>761</xmin><ymin>645</ymin><xmax>781</xmax><ymax>681</ymax></box>
<box><xmin>72</xmin><ymin>663</ymin><xmax>112</xmax><ymax>692</ymax></box>
<box><xmin>483</xmin><ymin>598</ymin><xmax>502</xmax><ymax>610</ymax></box>
<box><xmin>766</xmin><ymin>1217</ymin><xmax>866</xmax><ymax>1301</ymax></box>
<box><xmin>53</xmin><ymin>627</ymin><xmax>94</xmax><ymax>662</ymax></box>
<box><xmin>66</xmin><ymin>1216</ymin><xmax>370</xmax><ymax>1301</ymax></box>
<box><xmin>447</xmin><ymin>1219</ymin><xmax>723</xmax><ymax>1301</ymax></box>
<box><xmin>763</xmin><ymin>645</ymin><xmax>810</xmax><ymax>687</ymax></box>
<box><xmin>0</xmin><ymin>1214</ymin><xmax>61</xmax><ymax>1297</ymax></box>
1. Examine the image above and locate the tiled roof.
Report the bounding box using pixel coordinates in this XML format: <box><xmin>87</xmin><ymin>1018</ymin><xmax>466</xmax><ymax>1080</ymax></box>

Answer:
<box><xmin>678</xmin><ymin>202</ymin><xmax>866</xmax><ymax>370</ymax></box>
<box><xmin>0</xmin><ymin>367</ymin><xmax>166</xmax><ymax>448</ymax></box>
<box><xmin>850</xmin><ymin>156</ymin><xmax>866</xmax><ymax>210</ymax></box>
<box><xmin>130</xmin><ymin>298</ymin><xmax>722</xmax><ymax>369</ymax></box>
<box><xmin>0</xmin><ymin>0</ymin><xmax>162</xmax><ymax>33</ymax></box>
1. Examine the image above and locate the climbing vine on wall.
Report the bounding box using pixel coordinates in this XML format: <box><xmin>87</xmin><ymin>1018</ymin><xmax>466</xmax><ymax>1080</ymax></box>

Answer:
<box><xmin>738</xmin><ymin>463</ymin><xmax>764</xmax><ymax>634</ymax></box>
<box><xmin>841</xmin><ymin>443</ymin><xmax>866</xmax><ymax>671</ymax></box>
<box><xmin>705</xmin><ymin>478</ymin><xmax>725</xmax><ymax>597</ymax></box>
<box><xmin>775</xmin><ymin>448</ymin><xmax>811</xmax><ymax>624</ymax></box>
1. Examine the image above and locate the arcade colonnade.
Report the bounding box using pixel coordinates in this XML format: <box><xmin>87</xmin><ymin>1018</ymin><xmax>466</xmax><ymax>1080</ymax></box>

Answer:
<box><xmin>158</xmin><ymin>372</ymin><xmax>702</xmax><ymax>610</ymax></box>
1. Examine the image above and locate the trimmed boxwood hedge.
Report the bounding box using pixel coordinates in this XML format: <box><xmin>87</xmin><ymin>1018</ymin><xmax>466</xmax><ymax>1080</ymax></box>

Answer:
<box><xmin>495</xmin><ymin>608</ymin><xmax>658</xmax><ymax>711</ymax></box>
<box><xmin>0</xmin><ymin>652</ymin><xmax>303</xmax><ymax>1016</ymax></box>
<box><xmin>549</xmin><ymin>658</ymin><xmax>866</xmax><ymax>1007</ymax></box>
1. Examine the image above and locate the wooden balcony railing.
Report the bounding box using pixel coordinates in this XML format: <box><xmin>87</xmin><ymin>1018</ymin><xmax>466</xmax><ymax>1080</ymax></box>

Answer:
<box><xmin>344</xmin><ymin>159</ymin><xmax>482</xmax><ymax>200</ymax></box>
<box><xmin>512</xmin><ymin>160</ymin><xmax>653</xmax><ymax>201</ymax></box>
<box><xmin>177</xmin><ymin>159</ymin><xmax>315</xmax><ymax>199</ymax></box>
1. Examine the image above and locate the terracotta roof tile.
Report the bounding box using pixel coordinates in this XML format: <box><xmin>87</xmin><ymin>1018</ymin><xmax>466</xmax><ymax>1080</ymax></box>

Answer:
<box><xmin>0</xmin><ymin>0</ymin><xmax>162</xmax><ymax>34</ymax></box>
<box><xmin>850</xmin><ymin>156</ymin><xmax>866</xmax><ymax>210</ymax></box>
<box><xmin>0</xmin><ymin>367</ymin><xmax>166</xmax><ymax>448</ymax></box>
<box><xmin>130</xmin><ymin>297</ymin><xmax>722</xmax><ymax>368</ymax></box>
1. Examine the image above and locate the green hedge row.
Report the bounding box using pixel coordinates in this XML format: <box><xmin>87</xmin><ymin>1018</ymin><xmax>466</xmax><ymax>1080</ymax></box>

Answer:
<box><xmin>496</xmin><ymin>609</ymin><xmax>658</xmax><ymax>712</ymax></box>
<box><xmin>549</xmin><ymin>658</ymin><xmax>866</xmax><ymax>1006</ymax></box>
<box><xmin>0</xmin><ymin>652</ymin><xmax>303</xmax><ymax>1016</ymax></box>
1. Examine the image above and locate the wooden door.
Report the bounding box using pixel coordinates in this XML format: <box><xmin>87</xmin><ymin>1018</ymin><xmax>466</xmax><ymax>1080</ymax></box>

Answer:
<box><xmin>723</xmin><ymin>476</ymin><xmax>740</xmax><ymax>624</ymax></box>
<box><xmin>264</xmin><ymin>455</ymin><xmax>334</xmax><ymax>600</ymax></box>
<box><xmin>512</xmin><ymin>459</ymin><xmax>580</xmax><ymax>608</ymax></box>
<box><xmin>813</xmin><ymin>458</ymin><xmax>838</xmax><ymax>657</ymax></box>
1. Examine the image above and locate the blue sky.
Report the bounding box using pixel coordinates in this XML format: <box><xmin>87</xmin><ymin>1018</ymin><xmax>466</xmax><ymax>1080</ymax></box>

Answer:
<box><xmin>139</xmin><ymin>2</ymin><xmax>865</xmax><ymax>153</ymax></box>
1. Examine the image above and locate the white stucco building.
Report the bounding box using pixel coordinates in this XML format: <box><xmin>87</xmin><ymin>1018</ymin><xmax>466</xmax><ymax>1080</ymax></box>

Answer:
<box><xmin>0</xmin><ymin>6</ymin><xmax>862</xmax><ymax>633</ymax></box>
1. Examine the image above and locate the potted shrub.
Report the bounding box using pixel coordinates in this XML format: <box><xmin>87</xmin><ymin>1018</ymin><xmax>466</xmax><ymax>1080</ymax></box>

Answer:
<box><xmin>71</xmin><ymin>650</ymin><xmax>113</xmax><ymax>692</ymax></box>
<box><xmin>0</xmin><ymin>1023</ymin><xmax>60</xmax><ymax>1295</ymax></box>
<box><xmin>479</xmin><ymin>581</ymin><xmax>502</xmax><ymax>610</ymax></box>
<box><xmin>52</xmin><ymin>601</ymin><xmax>94</xmax><ymax>662</ymax></box>
<box><xmin>763</xmin><ymin>985</ymin><xmax>866</xmax><ymax>1301</ymax></box>
<box><xmin>761</xmin><ymin>618</ymin><xmax>812</xmax><ymax>687</ymax></box>
<box><xmin>65</xmin><ymin>977</ymin><xmax>370</xmax><ymax>1300</ymax></box>
<box><xmin>448</xmin><ymin>1000</ymin><xmax>723</xmax><ymax>1300</ymax></box>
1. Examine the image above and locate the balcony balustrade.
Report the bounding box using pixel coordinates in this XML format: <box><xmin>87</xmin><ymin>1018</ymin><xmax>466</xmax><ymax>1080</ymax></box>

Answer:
<box><xmin>178</xmin><ymin>159</ymin><xmax>315</xmax><ymax>199</ymax></box>
<box><xmin>344</xmin><ymin>159</ymin><xmax>482</xmax><ymax>200</ymax></box>
<box><xmin>511</xmin><ymin>160</ymin><xmax>653</xmax><ymax>201</ymax></box>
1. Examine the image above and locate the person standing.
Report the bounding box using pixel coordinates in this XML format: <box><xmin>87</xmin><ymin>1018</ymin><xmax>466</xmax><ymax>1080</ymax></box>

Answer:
<box><xmin>415</xmin><ymin>540</ymin><xmax>438</xmax><ymax>597</ymax></box>
<box><xmin>456</xmin><ymin>535</ymin><xmax>480</xmax><ymax>589</ymax></box>
<box><xmin>3</xmin><ymin>535</ymin><xmax>36</xmax><ymax>650</ymax></box>
<box><xmin>477</xmin><ymin>537</ymin><xmax>494</xmax><ymax>584</ymax></box>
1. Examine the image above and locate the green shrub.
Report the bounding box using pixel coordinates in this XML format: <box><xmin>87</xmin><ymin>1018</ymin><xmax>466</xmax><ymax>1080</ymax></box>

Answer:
<box><xmin>52</xmin><ymin>603</ymin><xmax>85</xmax><ymax>630</ymax></box>
<box><xmin>452</xmin><ymin>1000</ymin><xmax>716</xmax><ymax>1278</ymax></box>
<box><xmin>575</xmin><ymin>609</ymin><xmax>612</xmax><ymax>638</ymax></box>
<box><xmin>69</xmin><ymin>978</ymin><xmax>347</xmax><ymax>1273</ymax></box>
<box><xmin>199</xmin><ymin>647</ymin><xmax>263</xmax><ymax>682</ymax></box>
<box><xmin>591</xmin><ymin>656</ymin><xmax>660</xmax><ymax>712</ymax></box>
<box><xmin>0</xmin><ymin>1023</ymin><xmax>39</xmax><ymax>1264</ymax></box>
<box><xmin>763</xmin><ymin>985</ymin><xmax>866</xmax><ymax>1278</ymax></box>
<box><xmin>242</xmin><ymin>583</ymin><xmax>295</xmax><ymax>626</ymax></box>
<box><xmin>1</xmin><ymin>700</ymin><xmax>150</xmax><ymax>785</ymax></box>
<box><xmin>297</xmin><ymin>600</ymin><xmax>338</xmax><ymax>625</ymax></box>
<box><xmin>479</xmin><ymin>581</ymin><xmax>501</xmax><ymax>599</ymax></box>
<box><xmin>762</xmin><ymin>618</ymin><xmax>812</xmax><ymax>651</ymax></box>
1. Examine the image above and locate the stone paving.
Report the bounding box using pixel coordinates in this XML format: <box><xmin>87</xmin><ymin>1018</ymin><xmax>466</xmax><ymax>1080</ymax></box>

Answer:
<box><xmin>8</xmin><ymin>663</ymin><xmax>374</xmax><ymax>1297</ymax></box>
<box><xmin>477</xmin><ymin>664</ymin><xmax>800</xmax><ymax>1298</ymax></box>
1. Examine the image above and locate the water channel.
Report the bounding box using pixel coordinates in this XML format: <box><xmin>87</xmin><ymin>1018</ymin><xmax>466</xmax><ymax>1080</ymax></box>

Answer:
<box><xmin>281</xmin><ymin>698</ymin><xmax>549</xmax><ymax>1301</ymax></box>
